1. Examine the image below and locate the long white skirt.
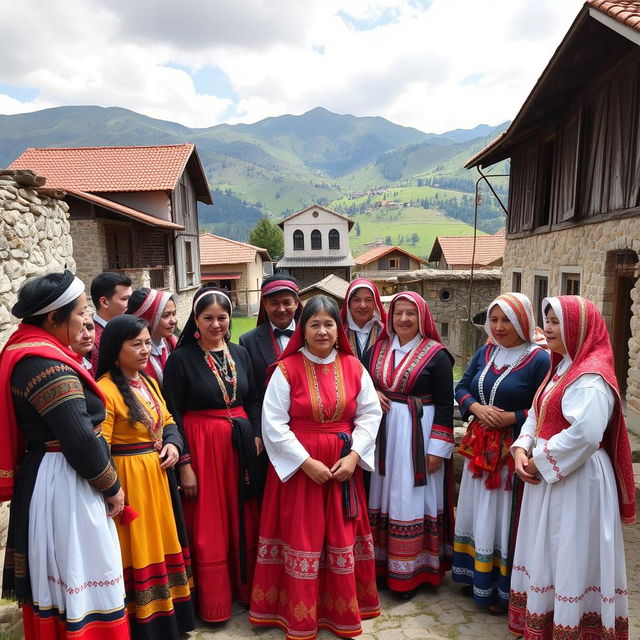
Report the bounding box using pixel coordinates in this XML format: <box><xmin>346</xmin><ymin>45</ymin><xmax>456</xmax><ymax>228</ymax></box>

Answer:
<box><xmin>28</xmin><ymin>452</ymin><xmax>126</xmax><ymax>625</ymax></box>
<box><xmin>509</xmin><ymin>445</ymin><xmax>629</xmax><ymax>639</ymax></box>
<box><xmin>369</xmin><ymin>403</ymin><xmax>448</xmax><ymax>590</ymax></box>
<box><xmin>452</xmin><ymin>462</ymin><xmax>513</xmax><ymax>606</ymax></box>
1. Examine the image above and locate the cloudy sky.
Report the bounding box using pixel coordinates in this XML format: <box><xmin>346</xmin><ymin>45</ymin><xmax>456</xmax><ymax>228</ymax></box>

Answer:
<box><xmin>0</xmin><ymin>0</ymin><xmax>583</xmax><ymax>133</ymax></box>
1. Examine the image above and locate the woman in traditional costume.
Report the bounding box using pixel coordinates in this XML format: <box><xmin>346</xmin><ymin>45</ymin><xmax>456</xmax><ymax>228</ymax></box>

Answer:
<box><xmin>163</xmin><ymin>287</ymin><xmax>262</xmax><ymax>623</ymax></box>
<box><xmin>0</xmin><ymin>271</ymin><xmax>130</xmax><ymax>640</ymax></box>
<box><xmin>249</xmin><ymin>295</ymin><xmax>382</xmax><ymax>640</ymax></box>
<box><xmin>452</xmin><ymin>293</ymin><xmax>550</xmax><ymax>613</ymax></box>
<box><xmin>367</xmin><ymin>291</ymin><xmax>454</xmax><ymax>598</ymax></box>
<box><xmin>127</xmin><ymin>288</ymin><xmax>177</xmax><ymax>387</ymax></box>
<box><xmin>340</xmin><ymin>278</ymin><xmax>387</xmax><ymax>364</ymax></box>
<box><xmin>95</xmin><ymin>315</ymin><xmax>195</xmax><ymax>639</ymax></box>
<box><xmin>509</xmin><ymin>295</ymin><xmax>635</xmax><ymax>639</ymax></box>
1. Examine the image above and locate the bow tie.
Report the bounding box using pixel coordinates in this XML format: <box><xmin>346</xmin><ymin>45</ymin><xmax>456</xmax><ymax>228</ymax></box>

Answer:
<box><xmin>274</xmin><ymin>328</ymin><xmax>294</xmax><ymax>338</ymax></box>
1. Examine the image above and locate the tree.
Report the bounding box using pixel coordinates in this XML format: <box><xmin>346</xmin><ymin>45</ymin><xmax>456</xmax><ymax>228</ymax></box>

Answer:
<box><xmin>385</xmin><ymin>236</ymin><xmax>392</xmax><ymax>246</ymax></box>
<box><xmin>249</xmin><ymin>217</ymin><xmax>284</xmax><ymax>261</ymax></box>
<box><xmin>355</xmin><ymin>222</ymin><xmax>361</xmax><ymax>236</ymax></box>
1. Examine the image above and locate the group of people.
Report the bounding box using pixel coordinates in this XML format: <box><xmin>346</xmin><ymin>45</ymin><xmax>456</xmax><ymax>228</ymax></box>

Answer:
<box><xmin>0</xmin><ymin>268</ymin><xmax>635</xmax><ymax>640</ymax></box>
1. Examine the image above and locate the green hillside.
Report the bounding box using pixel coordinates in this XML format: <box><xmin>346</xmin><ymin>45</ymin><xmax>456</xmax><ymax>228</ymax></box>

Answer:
<box><xmin>0</xmin><ymin>105</ymin><xmax>510</xmax><ymax>240</ymax></box>
<box><xmin>349</xmin><ymin>207</ymin><xmax>485</xmax><ymax>258</ymax></box>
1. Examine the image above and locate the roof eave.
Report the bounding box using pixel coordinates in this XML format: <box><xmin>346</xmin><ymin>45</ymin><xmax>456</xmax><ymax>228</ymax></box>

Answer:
<box><xmin>465</xmin><ymin>6</ymin><xmax>592</xmax><ymax>169</ymax></box>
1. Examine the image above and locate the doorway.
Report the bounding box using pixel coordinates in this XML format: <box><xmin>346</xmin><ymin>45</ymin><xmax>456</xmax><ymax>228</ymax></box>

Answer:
<box><xmin>610</xmin><ymin>251</ymin><xmax>638</xmax><ymax>397</ymax></box>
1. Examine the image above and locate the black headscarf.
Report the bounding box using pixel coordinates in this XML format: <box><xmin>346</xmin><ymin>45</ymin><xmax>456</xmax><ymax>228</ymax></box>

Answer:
<box><xmin>11</xmin><ymin>270</ymin><xmax>77</xmax><ymax>318</ymax></box>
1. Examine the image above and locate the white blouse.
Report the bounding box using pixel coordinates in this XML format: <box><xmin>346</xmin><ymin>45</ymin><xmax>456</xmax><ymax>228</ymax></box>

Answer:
<box><xmin>512</xmin><ymin>355</ymin><xmax>614</xmax><ymax>484</ymax></box>
<box><xmin>261</xmin><ymin>347</ymin><xmax>382</xmax><ymax>482</ymax></box>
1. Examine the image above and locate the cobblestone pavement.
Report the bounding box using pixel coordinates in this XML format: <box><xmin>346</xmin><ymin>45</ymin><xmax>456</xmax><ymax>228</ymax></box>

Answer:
<box><xmin>192</xmin><ymin>518</ymin><xmax>640</xmax><ymax>640</ymax></box>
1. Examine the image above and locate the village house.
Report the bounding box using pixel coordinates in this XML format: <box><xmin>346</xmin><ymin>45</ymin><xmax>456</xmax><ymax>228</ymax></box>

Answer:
<box><xmin>428</xmin><ymin>229</ymin><xmax>505</xmax><ymax>270</ymax></box>
<box><xmin>9</xmin><ymin>144</ymin><xmax>212</xmax><ymax>322</ymax></box>
<box><xmin>199</xmin><ymin>232</ymin><xmax>271</xmax><ymax>315</ymax></box>
<box><xmin>466</xmin><ymin>0</ymin><xmax>640</xmax><ymax>419</ymax></box>
<box><xmin>275</xmin><ymin>204</ymin><xmax>355</xmax><ymax>288</ymax></box>
<box><xmin>354</xmin><ymin>245</ymin><xmax>427</xmax><ymax>295</ymax></box>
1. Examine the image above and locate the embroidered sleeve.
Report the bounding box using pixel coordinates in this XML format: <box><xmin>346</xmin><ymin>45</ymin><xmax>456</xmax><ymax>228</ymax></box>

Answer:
<box><xmin>454</xmin><ymin>348</ymin><xmax>482</xmax><ymax>419</ymax></box>
<box><xmin>13</xmin><ymin>358</ymin><xmax>120</xmax><ymax>497</ymax></box>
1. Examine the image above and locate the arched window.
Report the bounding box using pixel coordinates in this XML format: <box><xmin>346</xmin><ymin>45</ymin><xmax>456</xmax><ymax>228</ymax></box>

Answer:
<box><xmin>311</xmin><ymin>229</ymin><xmax>322</xmax><ymax>250</ymax></box>
<box><xmin>328</xmin><ymin>228</ymin><xmax>340</xmax><ymax>250</ymax></box>
<box><xmin>293</xmin><ymin>229</ymin><xmax>304</xmax><ymax>251</ymax></box>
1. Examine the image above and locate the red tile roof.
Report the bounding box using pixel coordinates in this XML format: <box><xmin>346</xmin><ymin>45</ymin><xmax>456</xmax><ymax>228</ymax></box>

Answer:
<box><xmin>428</xmin><ymin>230</ymin><xmax>505</xmax><ymax>267</ymax></box>
<box><xmin>354</xmin><ymin>245</ymin><xmax>426</xmax><ymax>266</ymax></box>
<box><xmin>9</xmin><ymin>144</ymin><xmax>202</xmax><ymax>194</ymax></box>
<box><xmin>199</xmin><ymin>233</ymin><xmax>271</xmax><ymax>266</ymax></box>
<box><xmin>588</xmin><ymin>0</ymin><xmax>640</xmax><ymax>31</ymax></box>
<box><xmin>68</xmin><ymin>189</ymin><xmax>184</xmax><ymax>230</ymax></box>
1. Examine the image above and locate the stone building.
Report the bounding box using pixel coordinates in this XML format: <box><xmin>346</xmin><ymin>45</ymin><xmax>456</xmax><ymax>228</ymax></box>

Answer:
<box><xmin>9</xmin><ymin>144</ymin><xmax>212</xmax><ymax>325</ymax></box>
<box><xmin>275</xmin><ymin>204</ymin><xmax>355</xmax><ymax>288</ymax></box>
<box><xmin>466</xmin><ymin>0</ymin><xmax>640</xmax><ymax>420</ymax></box>
<box><xmin>199</xmin><ymin>232</ymin><xmax>271</xmax><ymax>315</ymax></box>
<box><xmin>396</xmin><ymin>269</ymin><xmax>502</xmax><ymax>366</ymax></box>
<box><xmin>0</xmin><ymin>169</ymin><xmax>76</xmax><ymax>346</ymax></box>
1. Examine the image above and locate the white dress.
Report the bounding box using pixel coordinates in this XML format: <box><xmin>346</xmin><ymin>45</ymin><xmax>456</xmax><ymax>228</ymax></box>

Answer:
<box><xmin>368</xmin><ymin>334</ymin><xmax>454</xmax><ymax>590</ymax></box>
<box><xmin>509</xmin><ymin>357</ymin><xmax>629</xmax><ymax>639</ymax></box>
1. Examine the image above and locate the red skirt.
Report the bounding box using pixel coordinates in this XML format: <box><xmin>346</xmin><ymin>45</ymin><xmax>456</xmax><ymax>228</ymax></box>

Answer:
<box><xmin>22</xmin><ymin>603</ymin><xmax>130</xmax><ymax>640</ymax></box>
<box><xmin>181</xmin><ymin>408</ymin><xmax>259</xmax><ymax>622</ymax></box>
<box><xmin>249</xmin><ymin>426</ymin><xmax>380</xmax><ymax>640</ymax></box>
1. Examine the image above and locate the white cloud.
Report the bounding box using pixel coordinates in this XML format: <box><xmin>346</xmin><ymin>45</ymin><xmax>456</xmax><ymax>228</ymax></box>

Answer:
<box><xmin>0</xmin><ymin>0</ymin><xmax>584</xmax><ymax>131</ymax></box>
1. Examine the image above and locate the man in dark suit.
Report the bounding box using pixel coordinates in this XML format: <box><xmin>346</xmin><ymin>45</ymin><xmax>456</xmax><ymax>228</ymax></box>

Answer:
<box><xmin>239</xmin><ymin>275</ymin><xmax>301</xmax><ymax>402</ymax></box>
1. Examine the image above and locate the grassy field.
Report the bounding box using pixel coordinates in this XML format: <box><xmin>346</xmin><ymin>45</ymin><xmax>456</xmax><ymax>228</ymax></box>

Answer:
<box><xmin>350</xmin><ymin>207</ymin><xmax>483</xmax><ymax>258</ymax></box>
<box><xmin>230</xmin><ymin>316</ymin><xmax>257</xmax><ymax>342</ymax></box>
<box><xmin>330</xmin><ymin>184</ymin><xmax>465</xmax><ymax>210</ymax></box>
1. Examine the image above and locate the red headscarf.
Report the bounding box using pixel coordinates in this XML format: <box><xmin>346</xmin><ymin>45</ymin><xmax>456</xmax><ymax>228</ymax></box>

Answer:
<box><xmin>0</xmin><ymin>324</ymin><xmax>106</xmax><ymax>501</ymax></box>
<box><xmin>130</xmin><ymin>289</ymin><xmax>175</xmax><ymax>336</ymax></box>
<box><xmin>266</xmin><ymin>299</ymin><xmax>355</xmax><ymax>383</ymax></box>
<box><xmin>534</xmin><ymin>295</ymin><xmax>636</xmax><ymax>524</ymax></box>
<box><xmin>340</xmin><ymin>278</ymin><xmax>387</xmax><ymax>327</ymax></box>
<box><xmin>379</xmin><ymin>290</ymin><xmax>443</xmax><ymax>344</ymax></box>
<box><xmin>256</xmin><ymin>279</ymin><xmax>302</xmax><ymax>326</ymax></box>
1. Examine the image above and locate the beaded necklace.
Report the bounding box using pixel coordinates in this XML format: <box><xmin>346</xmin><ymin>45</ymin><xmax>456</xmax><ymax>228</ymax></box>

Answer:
<box><xmin>199</xmin><ymin>340</ymin><xmax>238</xmax><ymax>406</ymax></box>
<box><xmin>477</xmin><ymin>343</ymin><xmax>533</xmax><ymax>406</ymax></box>
<box><xmin>128</xmin><ymin>377</ymin><xmax>164</xmax><ymax>450</ymax></box>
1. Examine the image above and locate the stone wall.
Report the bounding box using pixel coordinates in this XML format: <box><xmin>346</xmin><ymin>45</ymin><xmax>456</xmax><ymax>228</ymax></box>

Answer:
<box><xmin>502</xmin><ymin>217</ymin><xmax>640</xmax><ymax>416</ymax></box>
<box><xmin>69</xmin><ymin>219</ymin><xmax>107</xmax><ymax>289</ymax></box>
<box><xmin>0</xmin><ymin>170</ymin><xmax>76</xmax><ymax>347</ymax></box>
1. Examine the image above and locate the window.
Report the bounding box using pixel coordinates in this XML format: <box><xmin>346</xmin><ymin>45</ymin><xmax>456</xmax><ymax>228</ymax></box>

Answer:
<box><xmin>562</xmin><ymin>272</ymin><xmax>581</xmax><ymax>295</ymax></box>
<box><xmin>534</xmin><ymin>274</ymin><xmax>549</xmax><ymax>326</ymax></box>
<box><xmin>537</xmin><ymin>134</ymin><xmax>555</xmax><ymax>228</ymax></box>
<box><xmin>293</xmin><ymin>229</ymin><xmax>304</xmax><ymax>251</ymax></box>
<box><xmin>329</xmin><ymin>229</ymin><xmax>340</xmax><ymax>250</ymax></box>
<box><xmin>440</xmin><ymin>322</ymin><xmax>449</xmax><ymax>338</ymax></box>
<box><xmin>512</xmin><ymin>270</ymin><xmax>522</xmax><ymax>293</ymax></box>
<box><xmin>389</xmin><ymin>258</ymin><xmax>398</xmax><ymax>269</ymax></box>
<box><xmin>185</xmin><ymin>240</ymin><xmax>194</xmax><ymax>286</ymax></box>
<box><xmin>105</xmin><ymin>226</ymin><xmax>133</xmax><ymax>269</ymax></box>
<box><xmin>440</xmin><ymin>289</ymin><xmax>451</xmax><ymax>301</ymax></box>
<box><xmin>311</xmin><ymin>229</ymin><xmax>322</xmax><ymax>250</ymax></box>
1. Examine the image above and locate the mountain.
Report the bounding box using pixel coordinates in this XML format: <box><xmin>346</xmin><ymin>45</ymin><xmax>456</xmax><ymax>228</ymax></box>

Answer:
<box><xmin>438</xmin><ymin>122</ymin><xmax>508</xmax><ymax>144</ymax></box>
<box><xmin>0</xmin><ymin>105</ymin><xmax>509</xmax><ymax>240</ymax></box>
